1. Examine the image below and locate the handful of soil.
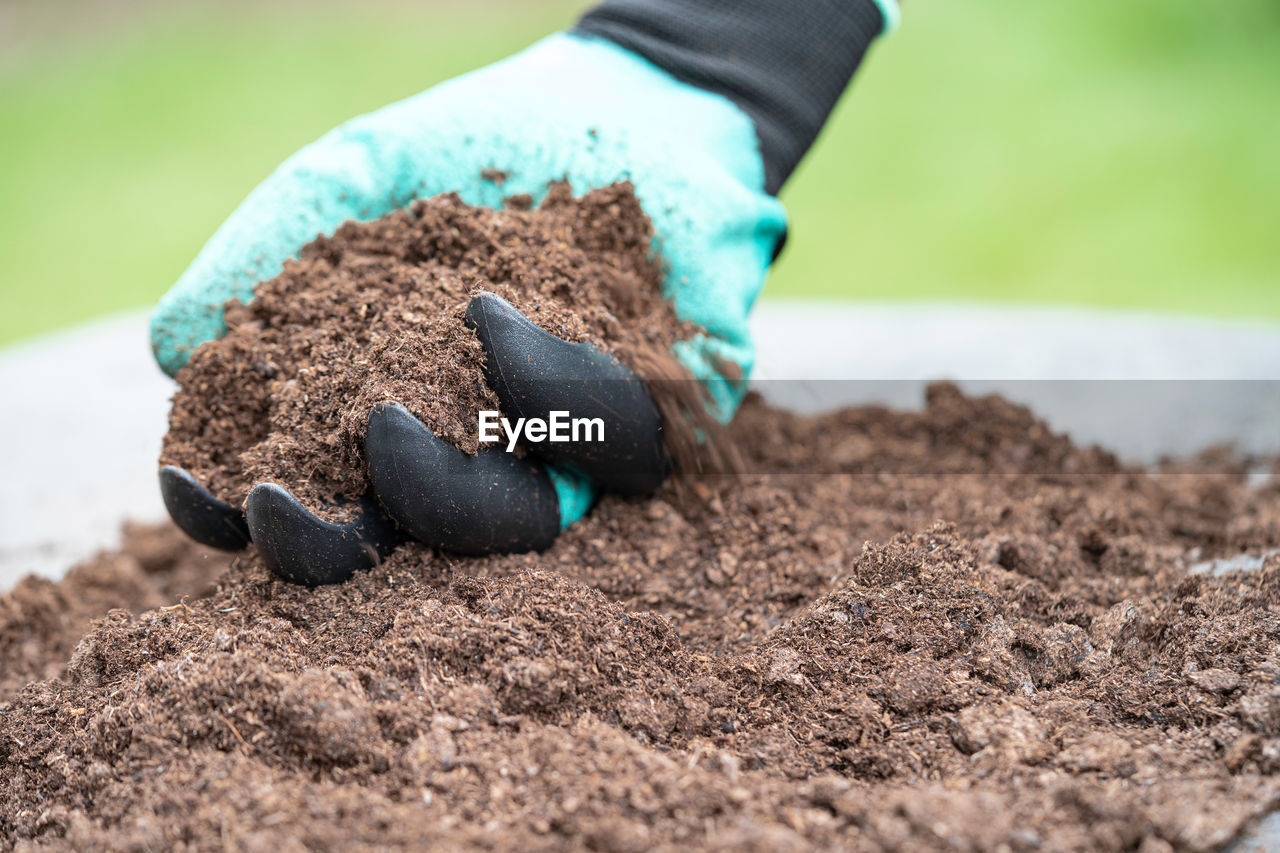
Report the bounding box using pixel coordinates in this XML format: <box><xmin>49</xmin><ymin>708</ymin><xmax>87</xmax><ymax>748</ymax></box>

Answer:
<box><xmin>161</xmin><ymin>182</ymin><xmax>695</xmax><ymax>517</ymax></box>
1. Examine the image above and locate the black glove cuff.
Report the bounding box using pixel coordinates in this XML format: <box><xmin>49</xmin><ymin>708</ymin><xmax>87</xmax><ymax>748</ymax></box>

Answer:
<box><xmin>574</xmin><ymin>0</ymin><xmax>889</xmax><ymax>195</ymax></box>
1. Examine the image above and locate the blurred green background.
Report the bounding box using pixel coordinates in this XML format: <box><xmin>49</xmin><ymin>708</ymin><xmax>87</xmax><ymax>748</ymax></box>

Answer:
<box><xmin>1</xmin><ymin>0</ymin><xmax>1277</xmax><ymax>347</ymax></box>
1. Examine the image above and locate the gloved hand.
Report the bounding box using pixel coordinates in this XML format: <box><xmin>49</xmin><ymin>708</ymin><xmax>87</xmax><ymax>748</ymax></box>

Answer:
<box><xmin>154</xmin><ymin>1</ymin><xmax>893</xmax><ymax>584</ymax></box>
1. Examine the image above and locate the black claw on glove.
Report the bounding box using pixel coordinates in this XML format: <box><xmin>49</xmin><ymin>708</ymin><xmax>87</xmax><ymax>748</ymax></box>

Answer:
<box><xmin>365</xmin><ymin>402</ymin><xmax>562</xmax><ymax>556</ymax></box>
<box><xmin>244</xmin><ymin>484</ymin><xmax>400</xmax><ymax>587</ymax></box>
<box><xmin>465</xmin><ymin>291</ymin><xmax>669</xmax><ymax>496</ymax></box>
<box><xmin>159</xmin><ymin>465</ymin><xmax>250</xmax><ymax>551</ymax></box>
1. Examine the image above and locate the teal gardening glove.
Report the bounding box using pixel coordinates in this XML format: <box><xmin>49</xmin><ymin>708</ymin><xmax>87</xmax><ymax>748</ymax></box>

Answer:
<box><xmin>153</xmin><ymin>0</ymin><xmax>895</xmax><ymax>583</ymax></box>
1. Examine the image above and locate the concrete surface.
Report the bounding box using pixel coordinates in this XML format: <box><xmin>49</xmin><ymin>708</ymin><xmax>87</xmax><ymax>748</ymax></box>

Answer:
<box><xmin>1227</xmin><ymin>810</ymin><xmax>1280</xmax><ymax>853</ymax></box>
<box><xmin>1</xmin><ymin>312</ymin><xmax>173</xmax><ymax>588</ymax></box>
<box><xmin>2</xmin><ymin>302</ymin><xmax>1279</xmax><ymax>589</ymax></box>
<box><xmin>751</xmin><ymin>302</ymin><xmax>1280</xmax><ymax>461</ymax></box>
<box><xmin>1192</xmin><ymin>549</ymin><xmax>1280</xmax><ymax>578</ymax></box>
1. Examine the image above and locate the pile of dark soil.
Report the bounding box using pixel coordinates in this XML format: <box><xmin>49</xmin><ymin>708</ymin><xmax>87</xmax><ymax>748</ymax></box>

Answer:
<box><xmin>160</xmin><ymin>182</ymin><xmax>695</xmax><ymax>516</ymax></box>
<box><xmin>6</xmin><ymin>387</ymin><xmax>1280</xmax><ymax>850</ymax></box>
<box><xmin>0</xmin><ymin>523</ymin><xmax>234</xmax><ymax>703</ymax></box>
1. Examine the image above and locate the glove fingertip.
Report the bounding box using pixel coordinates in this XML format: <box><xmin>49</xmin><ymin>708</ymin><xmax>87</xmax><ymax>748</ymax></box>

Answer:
<box><xmin>149</xmin><ymin>300</ymin><xmax>193</xmax><ymax>379</ymax></box>
<box><xmin>150</xmin><ymin>293</ymin><xmax>227</xmax><ymax>378</ymax></box>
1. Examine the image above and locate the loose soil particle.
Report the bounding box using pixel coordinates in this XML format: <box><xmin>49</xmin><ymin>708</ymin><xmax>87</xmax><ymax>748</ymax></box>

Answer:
<box><xmin>6</xmin><ymin>386</ymin><xmax>1280</xmax><ymax>850</ymax></box>
<box><xmin>160</xmin><ymin>182</ymin><xmax>697</xmax><ymax>518</ymax></box>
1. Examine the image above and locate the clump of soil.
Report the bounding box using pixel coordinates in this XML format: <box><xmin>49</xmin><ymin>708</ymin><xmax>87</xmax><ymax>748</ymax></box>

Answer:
<box><xmin>0</xmin><ymin>522</ymin><xmax>234</xmax><ymax>702</ymax></box>
<box><xmin>161</xmin><ymin>182</ymin><xmax>697</xmax><ymax>516</ymax></box>
<box><xmin>7</xmin><ymin>386</ymin><xmax>1280</xmax><ymax>850</ymax></box>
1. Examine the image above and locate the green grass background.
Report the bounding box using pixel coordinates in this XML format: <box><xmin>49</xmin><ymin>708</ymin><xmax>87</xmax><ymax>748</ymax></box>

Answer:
<box><xmin>1</xmin><ymin>0</ymin><xmax>1277</xmax><ymax>346</ymax></box>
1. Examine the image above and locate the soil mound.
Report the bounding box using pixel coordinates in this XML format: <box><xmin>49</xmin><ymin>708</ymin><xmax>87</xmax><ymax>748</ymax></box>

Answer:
<box><xmin>160</xmin><ymin>182</ymin><xmax>696</xmax><ymax>516</ymax></box>
<box><xmin>6</xmin><ymin>388</ymin><xmax>1280</xmax><ymax>850</ymax></box>
<box><xmin>0</xmin><ymin>522</ymin><xmax>234</xmax><ymax>702</ymax></box>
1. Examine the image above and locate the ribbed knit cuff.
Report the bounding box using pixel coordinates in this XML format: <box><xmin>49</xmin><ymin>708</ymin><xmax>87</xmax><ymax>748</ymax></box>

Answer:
<box><xmin>575</xmin><ymin>0</ymin><xmax>892</xmax><ymax>194</ymax></box>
